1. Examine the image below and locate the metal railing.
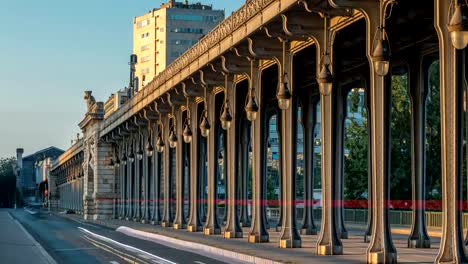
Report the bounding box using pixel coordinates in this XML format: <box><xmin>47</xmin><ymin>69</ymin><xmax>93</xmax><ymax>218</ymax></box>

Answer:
<box><xmin>263</xmin><ymin>207</ymin><xmax>454</xmax><ymax>228</ymax></box>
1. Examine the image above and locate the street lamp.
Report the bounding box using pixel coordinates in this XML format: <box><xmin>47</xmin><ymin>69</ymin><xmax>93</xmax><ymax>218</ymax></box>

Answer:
<box><xmin>128</xmin><ymin>143</ymin><xmax>135</xmax><ymax>163</ymax></box>
<box><xmin>220</xmin><ymin>74</ymin><xmax>233</xmax><ymax>130</ymax></box>
<box><xmin>317</xmin><ymin>16</ymin><xmax>334</xmax><ymax>96</ymax></box>
<box><xmin>183</xmin><ymin>97</ymin><xmax>193</xmax><ymax>143</ymax></box>
<box><xmin>200</xmin><ymin>85</ymin><xmax>211</xmax><ymax>137</ymax></box>
<box><xmin>276</xmin><ymin>40</ymin><xmax>292</xmax><ymax>110</ymax></box>
<box><xmin>371</xmin><ymin>0</ymin><xmax>395</xmax><ymax>76</ymax></box>
<box><xmin>168</xmin><ymin>106</ymin><xmax>178</xmax><ymax>149</ymax></box>
<box><xmin>448</xmin><ymin>0</ymin><xmax>468</xmax><ymax>49</ymax></box>
<box><xmin>245</xmin><ymin>59</ymin><xmax>259</xmax><ymax>121</ymax></box>
<box><xmin>146</xmin><ymin>135</ymin><xmax>154</xmax><ymax>157</ymax></box>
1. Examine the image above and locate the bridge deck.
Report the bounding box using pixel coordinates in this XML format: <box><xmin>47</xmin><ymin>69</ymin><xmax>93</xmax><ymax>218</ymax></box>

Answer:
<box><xmin>61</xmin><ymin>213</ymin><xmax>441</xmax><ymax>263</ymax></box>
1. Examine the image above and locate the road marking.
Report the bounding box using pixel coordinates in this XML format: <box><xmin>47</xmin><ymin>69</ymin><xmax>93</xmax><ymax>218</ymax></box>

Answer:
<box><xmin>109</xmin><ymin>261</ymin><xmax>120</xmax><ymax>264</ymax></box>
<box><xmin>194</xmin><ymin>261</ymin><xmax>207</xmax><ymax>264</ymax></box>
<box><xmin>83</xmin><ymin>235</ymin><xmax>150</xmax><ymax>264</ymax></box>
<box><xmin>24</xmin><ymin>208</ymin><xmax>38</xmax><ymax>215</ymax></box>
<box><xmin>78</xmin><ymin>227</ymin><xmax>176</xmax><ymax>264</ymax></box>
<box><xmin>55</xmin><ymin>247</ymin><xmax>98</xmax><ymax>252</ymax></box>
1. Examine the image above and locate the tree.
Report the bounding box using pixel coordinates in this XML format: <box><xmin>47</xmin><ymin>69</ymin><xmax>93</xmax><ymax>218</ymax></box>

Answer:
<box><xmin>344</xmin><ymin>90</ymin><xmax>369</xmax><ymax>200</ymax></box>
<box><xmin>390</xmin><ymin>74</ymin><xmax>412</xmax><ymax>200</ymax></box>
<box><xmin>426</xmin><ymin>61</ymin><xmax>441</xmax><ymax>200</ymax></box>
<box><xmin>0</xmin><ymin>157</ymin><xmax>17</xmax><ymax>208</ymax></box>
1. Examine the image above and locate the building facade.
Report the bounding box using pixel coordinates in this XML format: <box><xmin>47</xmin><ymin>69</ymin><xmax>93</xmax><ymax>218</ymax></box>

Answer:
<box><xmin>15</xmin><ymin>147</ymin><xmax>64</xmax><ymax>203</ymax></box>
<box><xmin>133</xmin><ymin>0</ymin><xmax>224</xmax><ymax>89</ymax></box>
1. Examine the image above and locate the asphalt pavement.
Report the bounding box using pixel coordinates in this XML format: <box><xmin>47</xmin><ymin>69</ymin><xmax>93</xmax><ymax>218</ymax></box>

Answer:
<box><xmin>8</xmin><ymin>208</ymin><xmax>228</xmax><ymax>264</ymax></box>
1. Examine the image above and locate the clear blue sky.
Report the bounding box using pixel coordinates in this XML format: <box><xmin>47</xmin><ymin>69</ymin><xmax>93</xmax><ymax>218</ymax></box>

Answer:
<box><xmin>0</xmin><ymin>0</ymin><xmax>244</xmax><ymax>158</ymax></box>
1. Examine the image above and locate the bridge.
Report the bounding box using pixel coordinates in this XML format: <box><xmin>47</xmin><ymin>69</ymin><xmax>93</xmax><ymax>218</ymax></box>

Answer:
<box><xmin>49</xmin><ymin>0</ymin><xmax>468</xmax><ymax>263</ymax></box>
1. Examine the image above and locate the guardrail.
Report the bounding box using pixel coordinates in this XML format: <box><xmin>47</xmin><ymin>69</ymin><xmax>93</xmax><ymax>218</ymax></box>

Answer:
<box><xmin>263</xmin><ymin>207</ymin><xmax>453</xmax><ymax>228</ymax></box>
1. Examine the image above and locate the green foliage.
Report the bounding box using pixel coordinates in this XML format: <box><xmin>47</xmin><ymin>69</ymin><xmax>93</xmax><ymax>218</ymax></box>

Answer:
<box><xmin>426</xmin><ymin>61</ymin><xmax>441</xmax><ymax>200</ymax></box>
<box><xmin>343</xmin><ymin>62</ymin><xmax>442</xmax><ymax>202</ymax></box>
<box><xmin>344</xmin><ymin>90</ymin><xmax>369</xmax><ymax>200</ymax></box>
<box><xmin>0</xmin><ymin>157</ymin><xmax>17</xmax><ymax>208</ymax></box>
<box><xmin>390</xmin><ymin>74</ymin><xmax>412</xmax><ymax>200</ymax></box>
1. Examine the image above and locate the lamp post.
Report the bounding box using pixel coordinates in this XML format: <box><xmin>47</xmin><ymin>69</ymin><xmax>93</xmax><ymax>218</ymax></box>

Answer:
<box><xmin>448</xmin><ymin>0</ymin><xmax>468</xmax><ymax>49</ymax></box>
<box><xmin>276</xmin><ymin>40</ymin><xmax>292</xmax><ymax>110</ymax></box>
<box><xmin>220</xmin><ymin>74</ymin><xmax>233</xmax><ymax>130</ymax></box>
<box><xmin>200</xmin><ymin>85</ymin><xmax>211</xmax><ymax>137</ymax></box>
<box><xmin>317</xmin><ymin>16</ymin><xmax>333</xmax><ymax>96</ymax></box>
<box><xmin>183</xmin><ymin>97</ymin><xmax>193</xmax><ymax>143</ymax></box>
<box><xmin>245</xmin><ymin>59</ymin><xmax>259</xmax><ymax>121</ymax></box>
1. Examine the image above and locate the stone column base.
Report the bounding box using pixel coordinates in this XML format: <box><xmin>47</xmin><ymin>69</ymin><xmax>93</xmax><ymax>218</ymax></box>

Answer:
<box><xmin>248</xmin><ymin>234</ymin><xmax>269</xmax><ymax>243</ymax></box>
<box><xmin>317</xmin><ymin>244</ymin><xmax>343</xmax><ymax>255</ymax></box>
<box><xmin>204</xmin><ymin>227</ymin><xmax>221</xmax><ymax>235</ymax></box>
<box><xmin>224</xmin><ymin>231</ymin><xmax>243</xmax><ymax>239</ymax></box>
<box><xmin>279</xmin><ymin>238</ymin><xmax>302</xmax><ymax>248</ymax></box>
<box><xmin>187</xmin><ymin>224</ymin><xmax>202</xmax><ymax>232</ymax></box>
<box><xmin>173</xmin><ymin>223</ymin><xmax>186</xmax><ymax>230</ymax></box>
<box><xmin>161</xmin><ymin>221</ymin><xmax>173</xmax><ymax>227</ymax></box>
<box><xmin>367</xmin><ymin>251</ymin><xmax>397</xmax><ymax>264</ymax></box>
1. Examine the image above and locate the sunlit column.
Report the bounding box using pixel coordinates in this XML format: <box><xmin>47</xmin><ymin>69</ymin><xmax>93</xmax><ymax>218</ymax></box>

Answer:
<box><xmin>248</xmin><ymin>60</ymin><xmax>269</xmax><ymax>243</ymax></box>
<box><xmin>434</xmin><ymin>0</ymin><xmax>467</xmax><ymax>262</ymax></box>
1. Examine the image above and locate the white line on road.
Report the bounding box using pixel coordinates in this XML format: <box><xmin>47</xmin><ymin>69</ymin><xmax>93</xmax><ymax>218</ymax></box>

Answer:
<box><xmin>194</xmin><ymin>261</ymin><xmax>207</xmax><ymax>264</ymax></box>
<box><xmin>24</xmin><ymin>208</ymin><xmax>38</xmax><ymax>215</ymax></box>
<box><xmin>78</xmin><ymin>227</ymin><xmax>176</xmax><ymax>264</ymax></box>
<box><xmin>109</xmin><ymin>261</ymin><xmax>120</xmax><ymax>264</ymax></box>
<box><xmin>55</xmin><ymin>247</ymin><xmax>98</xmax><ymax>252</ymax></box>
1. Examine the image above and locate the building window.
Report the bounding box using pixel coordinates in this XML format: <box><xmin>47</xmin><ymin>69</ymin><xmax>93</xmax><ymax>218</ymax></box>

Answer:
<box><xmin>172</xmin><ymin>39</ymin><xmax>198</xmax><ymax>45</ymax></box>
<box><xmin>141</xmin><ymin>45</ymin><xmax>150</xmax><ymax>51</ymax></box>
<box><xmin>141</xmin><ymin>32</ymin><xmax>150</xmax><ymax>39</ymax></box>
<box><xmin>204</xmin><ymin>16</ymin><xmax>219</xmax><ymax>23</ymax></box>
<box><xmin>171</xmin><ymin>28</ymin><xmax>203</xmax><ymax>34</ymax></box>
<box><xmin>141</xmin><ymin>56</ymin><xmax>150</xmax><ymax>63</ymax></box>
<box><xmin>169</xmin><ymin>14</ymin><xmax>220</xmax><ymax>22</ymax></box>
<box><xmin>137</xmin><ymin>19</ymin><xmax>150</xmax><ymax>28</ymax></box>
<box><xmin>169</xmin><ymin>14</ymin><xmax>203</xmax><ymax>21</ymax></box>
<box><xmin>141</xmin><ymin>68</ymin><xmax>150</xmax><ymax>74</ymax></box>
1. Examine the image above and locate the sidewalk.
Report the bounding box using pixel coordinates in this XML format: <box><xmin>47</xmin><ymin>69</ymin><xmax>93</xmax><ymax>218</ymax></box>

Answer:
<box><xmin>60</xmin><ymin>213</ymin><xmax>441</xmax><ymax>264</ymax></box>
<box><xmin>0</xmin><ymin>210</ymin><xmax>56</xmax><ymax>264</ymax></box>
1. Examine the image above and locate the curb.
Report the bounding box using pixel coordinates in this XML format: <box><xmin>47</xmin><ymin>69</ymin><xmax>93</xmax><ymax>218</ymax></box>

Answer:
<box><xmin>9</xmin><ymin>212</ymin><xmax>57</xmax><ymax>264</ymax></box>
<box><xmin>117</xmin><ymin>226</ymin><xmax>283</xmax><ymax>264</ymax></box>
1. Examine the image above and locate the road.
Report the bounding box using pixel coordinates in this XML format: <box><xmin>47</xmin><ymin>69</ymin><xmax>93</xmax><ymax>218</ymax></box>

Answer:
<box><xmin>9</xmin><ymin>208</ymin><xmax>228</xmax><ymax>264</ymax></box>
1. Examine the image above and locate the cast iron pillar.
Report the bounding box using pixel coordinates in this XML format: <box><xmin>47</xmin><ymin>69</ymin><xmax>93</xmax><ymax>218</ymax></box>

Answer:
<box><xmin>314</xmin><ymin>23</ymin><xmax>343</xmax><ymax>256</ymax></box>
<box><xmin>364</xmin><ymin>85</ymin><xmax>373</xmax><ymax>243</ymax></box>
<box><xmin>141</xmin><ymin>132</ymin><xmax>149</xmax><ymax>223</ymax></box>
<box><xmin>278</xmin><ymin>47</ymin><xmax>301</xmax><ymax>248</ymax></box>
<box><xmin>248</xmin><ymin>60</ymin><xmax>269</xmax><ymax>243</ymax></box>
<box><xmin>239</xmin><ymin>121</ymin><xmax>251</xmax><ymax>227</ymax></box>
<box><xmin>300</xmin><ymin>94</ymin><xmax>319</xmax><ymax>235</ymax></box>
<box><xmin>204</xmin><ymin>91</ymin><xmax>221</xmax><ymax>235</ymax></box>
<box><xmin>434</xmin><ymin>0</ymin><xmax>468</xmax><ymax>262</ymax></box>
<box><xmin>134</xmin><ymin>138</ymin><xmax>142</xmax><ymax>222</ymax></box>
<box><xmin>334</xmin><ymin>83</ymin><xmax>349</xmax><ymax>240</ymax></box>
<box><xmin>407</xmin><ymin>55</ymin><xmax>431</xmax><ymax>248</ymax></box>
<box><xmin>187</xmin><ymin>99</ymin><xmax>203</xmax><ymax>232</ymax></box>
<box><xmin>151</xmin><ymin>123</ymin><xmax>162</xmax><ymax>225</ymax></box>
<box><xmin>174</xmin><ymin>109</ymin><xmax>187</xmax><ymax>229</ymax></box>
<box><xmin>224</xmin><ymin>78</ymin><xmax>243</xmax><ymax>239</ymax></box>
<box><xmin>161</xmin><ymin>115</ymin><xmax>173</xmax><ymax>227</ymax></box>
